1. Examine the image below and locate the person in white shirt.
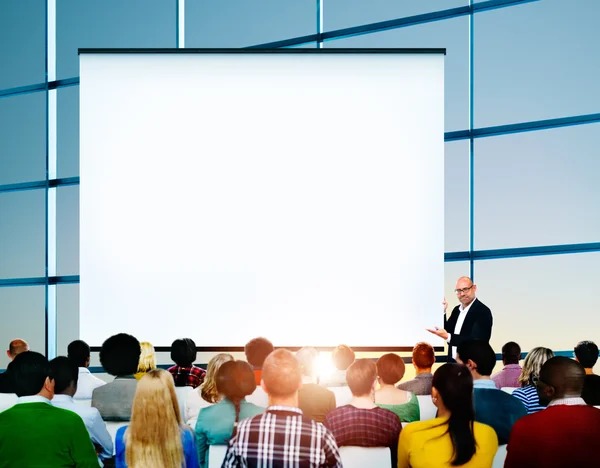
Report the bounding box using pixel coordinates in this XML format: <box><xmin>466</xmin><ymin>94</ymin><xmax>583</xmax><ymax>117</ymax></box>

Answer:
<box><xmin>50</xmin><ymin>356</ymin><xmax>114</xmax><ymax>461</ymax></box>
<box><xmin>68</xmin><ymin>340</ymin><xmax>106</xmax><ymax>400</ymax></box>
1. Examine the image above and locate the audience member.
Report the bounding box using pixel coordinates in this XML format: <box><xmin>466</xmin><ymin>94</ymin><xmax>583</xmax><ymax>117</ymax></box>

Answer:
<box><xmin>512</xmin><ymin>347</ymin><xmax>554</xmax><ymax>414</ymax></box>
<box><xmin>320</xmin><ymin>344</ymin><xmax>355</xmax><ymax>387</ymax></box>
<box><xmin>50</xmin><ymin>356</ymin><xmax>114</xmax><ymax>462</ymax></box>
<box><xmin>326</xmin><ymin>359</ymin><xmax>402</xmax><ymax>467</ymax></box>
<box><xmin>185</xmin><ymin>353</ymin><xmax>233</xmax><ymax>426</ymax></box>
<box><xmin>457</xmin><ymin>340</ymin><xmax>526</xmax><ymax>444</ymax></box>
<box><xmin>574</xmin><ymin>340</ymin><xmax>600</xmax><ymax>405</ymax></box>
<box><xmin>0</xmin><ymin>338</ymin><xmax>30</xmax><ymax>393</ymax></box>
<box><xmin>375</xmin><ymin>353</ymin><xmax>419</xmax><ymax>422</ymax></box>
<box><xmin>491</xmin><ymin>341</ymin><xmax>522</xmax><ymax>389</ymax></box>
<box><xmin>244</xmin><ymin>336</ymin><xmax>274</xmax><ymax>385</ymax></box>
<box><xmin>68</xmin><ymin>339</ymin><xmax>107</xmax><ymax>400</ymax></box>
<box><xmin>297</xmin><ymin>347</ymin><xmax>336</xmax><ymax>423</ymax></box>
<box><xmin>505</xmin><ymin>356</ymin><xmax>600</xmax><ymax>468</ymax></box>
<box><xmin>397</xmin><ymin>363</ymin><xmax>498</xmax><ymax>468</ymax></box>
<box><xmin>116</xmin><ymin>369</ymin><xmax>198</xmax><ymax>467</ymax></box>
<box><xmin>134</xmin><ymin>341</ymin><xmax>157</xmax><ymax>380</ymax></box>
<box><xmin>397</xmin><ymin>342</ymin><xmax>434</xmax><ymax>395</ymax></box>
<box><xmin>92</xmin><ymin>333</ymin><xmax>141</xmax><ymax>421</ymax></box>
<box><xmin>168</xmin><ymin>338</ymin><xmax>206</xmax><ymax>388</ymax></box>
<box><xmin>195</xmin><ymin>360</ymin><xmax>264</xmax><ymax>467</ymax></box>
<box><xmin>0</xmin><ymin>351</ymin><xmax>99</xmax><ymax>466</ymax></box>
<box><xmin>222</xmin><ymin>349</ymin><xmax>342</xmax><ymax>467</ymax></box>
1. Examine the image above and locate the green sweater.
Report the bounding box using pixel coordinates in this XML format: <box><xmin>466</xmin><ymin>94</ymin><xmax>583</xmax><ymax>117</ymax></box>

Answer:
<box><xmin>0</xmin><ymin>401</ymin><xmax>100</xmax><ymax>467</ymax></box>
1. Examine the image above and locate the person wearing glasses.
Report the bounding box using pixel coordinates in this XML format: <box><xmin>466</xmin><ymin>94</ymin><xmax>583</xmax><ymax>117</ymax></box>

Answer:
<box><xmin>426</xmin><ymin>276</ymin><xmax>493</xmax><ymax>363</ymax></box>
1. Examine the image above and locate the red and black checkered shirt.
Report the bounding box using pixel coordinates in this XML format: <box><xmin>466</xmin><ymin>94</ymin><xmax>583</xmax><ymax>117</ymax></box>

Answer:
<box><xmin>167</xmin><ymin>365</ymin><xmax>206</xmax><ymax>388</ymax></box>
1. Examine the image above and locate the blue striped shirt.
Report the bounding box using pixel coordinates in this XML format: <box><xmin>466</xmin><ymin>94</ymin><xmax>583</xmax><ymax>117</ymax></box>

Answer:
<box><xmin>512</xmin><ymin>385</ymin><xmax>545</xmax><ymax>414</ymax></box>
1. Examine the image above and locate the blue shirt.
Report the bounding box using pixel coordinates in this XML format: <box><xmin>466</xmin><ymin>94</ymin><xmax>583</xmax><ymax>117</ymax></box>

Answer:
<box><xmin>512</xmin><ymin>384</ymin><xmax>545</xmax><ymax>414</ymax></box>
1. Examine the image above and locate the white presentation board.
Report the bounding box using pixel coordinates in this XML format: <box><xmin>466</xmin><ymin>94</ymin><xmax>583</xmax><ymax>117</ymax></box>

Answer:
<box><xmin>79</xmin><ymin>49</ymin><xmax>445</xmax><ymax>347</ymax></box>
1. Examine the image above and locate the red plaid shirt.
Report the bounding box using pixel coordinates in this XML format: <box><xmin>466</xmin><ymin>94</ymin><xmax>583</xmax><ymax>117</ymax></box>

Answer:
<box><xmin>167</xmin><ymin>365</ymin><xmax>206</xmax><ymax>388</ymax></box>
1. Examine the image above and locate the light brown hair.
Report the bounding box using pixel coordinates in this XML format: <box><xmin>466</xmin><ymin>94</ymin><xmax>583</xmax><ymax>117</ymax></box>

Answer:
<box><xmin>412</xmin><ymin>342</ymin><xmax>435</xmax><ymax>369</ymax></box>
<box><xmin>346</xmin><ymin>359</ymin><xmax>377</xmax><ymax>397</ymax></box>
<box><xmin>262</xmin><ymin>349</ymin><xmax>301</xmax><ymax>398</ymax></box>
<box><xmin>376</xmin><ymin>353</ymin><xmax>406</xmax><ymax>385</ymax></box>
<box><xmin>200</xmin><ymin>353</ymin><xmax>234</xmax><ymax>404</ymax></box>
<box><xmin>332</xmin><ymin>344</ymin><xmax>355</xmax><ymax>371</ymax></box>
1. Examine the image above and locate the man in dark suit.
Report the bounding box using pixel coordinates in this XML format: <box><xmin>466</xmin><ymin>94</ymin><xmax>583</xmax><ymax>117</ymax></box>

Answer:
<box><xmin>427</xmin><ymin>276</ymin><xmax>493</xmax><ymax>363</ymax></box>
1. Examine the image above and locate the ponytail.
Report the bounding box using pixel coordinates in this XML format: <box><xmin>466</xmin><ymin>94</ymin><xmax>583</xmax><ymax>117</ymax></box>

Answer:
<box><xmin>231</xmin><ymin>398</ymin><xmax>242</xmax><ymax>438</ymax></box>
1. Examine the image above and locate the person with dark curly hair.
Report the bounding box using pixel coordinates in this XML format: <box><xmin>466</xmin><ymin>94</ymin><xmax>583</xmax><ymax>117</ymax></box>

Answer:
<box><xmin>574</xmin><ymin>340</ymin><xmax>600</xmax><ymax>405</ymax></box>
<box><xmin>244</xmin><ymin>337</ymin><xmax>274</xmax><ymax>385</ymax></box>
<box><xmin>167</xmin><ymin>338</ymin><xmax>206</xmax><ymax>388</ymax></box>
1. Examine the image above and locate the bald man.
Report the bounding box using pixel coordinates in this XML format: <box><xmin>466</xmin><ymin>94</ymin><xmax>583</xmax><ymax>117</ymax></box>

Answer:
<box><xmin>0</xmin><ymin>339</ymin><xmax>30</xmax><ymax>393</ymax></box>
<box><xmin>505</xmin><ymin>357</ymin><xmax>600</xmax><ymax>468</ymax></box>
<box><xmin>427</xmin><ymin>277</ymin><xmax>493</xmax><ymax>363</ymax></box>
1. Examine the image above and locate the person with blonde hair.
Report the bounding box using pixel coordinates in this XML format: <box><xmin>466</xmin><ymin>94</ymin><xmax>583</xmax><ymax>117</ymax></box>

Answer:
<box><xmin>115</xmin><ymin>369</ymin><xmax>199</xmax><ymax>468</ymax></box>
<box><xmin>184</xmin><ymin>353</ymin><xmax>234</xmax><ymax>426</ymax></box>
<box><xmin>134</xmin><ymin>342</ymin><xmax>157</xmax><ymax>380</ymax></box>
<box><xmin>512</xmin><ymin>346</ymin><xmax>554</xmax><ymax>414</ymax></box>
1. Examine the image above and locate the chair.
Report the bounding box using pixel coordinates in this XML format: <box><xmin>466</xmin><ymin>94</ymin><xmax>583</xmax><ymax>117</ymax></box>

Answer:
<box><xmin>175</xmin><ymin>386</ymin><xmax>194</xmax><ymax>420</ymax></box>
<box><xmin>208</xmin><ymin>445</ymin><xmax>228</xmax><ymax>468</ymax></box>
<box><xmin>416</xmin><ymin>395</ymin><xmax>437</xmax><ymax>421</ymax></box>
<box><xmin>246</xmin><ymin>386</ymin><xmax>269</xmax><ymax>407</ymax></box>
<box><xmin>0</xmin><ymin>393</ymin><xmax>17</xmax><ymax>413</ymax></box>
<box><xmin>492</xmin><ymin>444</ymin><xmax>507</xmax><ymax>468</ymax></box>
<box><xmin>328</xmin><ymin>386</ymin><xmax>353</xmax><ymax>407</ymax></box>
<box><xmin>501</xmin><ymin>387</ymin><xmax>518</xmax><ymax>395</ymax></box>
<box><xmin>339</xmin><ymin>446</ymin><xmax>391</xmax><ymax>468</ymax></box>
<box><xmin>74</xmin><ymin>398</ymin><xmax>92</xmax><ymax>407</ymax></box>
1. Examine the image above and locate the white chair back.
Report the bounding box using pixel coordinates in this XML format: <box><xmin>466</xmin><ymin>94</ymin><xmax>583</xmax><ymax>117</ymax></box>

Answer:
<box><xmin>175</xmin><ymin>386</ymin><xmax>194</xmax><ymax>420</ymax></box>
<box><xmin>0</xmin><ymin>393</ymin><xmax>17</xmax><ymax>413</ymax></box>
<box><xmin>328</xmin><ymin>386</ymin><xmax>353</xmax><ymax>408</ymax></box>
<box><xmin>339</xmin><ymin>446</ymin><xmax>391</xmax><ymax>468</ymax></box>
<box><xmin>501</xmin><ymin>387</ymin><xmax>518</xmax><ymax>395</ymax></box>
<box><xmin>492</xmin><ymin>444</ymin><xmax>507</xmax><ymax>468</ymax></box>
<box><xmin>208</xmin><ymin>445</ymin><xmax>228</xmax><ymax>468</ymax></box>
<box><xmin>105</xmin><ymin>421</ymin><xmax>129</xmax><ymax>455</ymax></box>
<box><xmin>416</xmin><ymin>395</ymin><xmax>437</xmax><ymax>421</ymax></box>
<box><xmin>246</xmin><ymin>386</ymin><xmax>269</xmax><ymax>408</ymax></box>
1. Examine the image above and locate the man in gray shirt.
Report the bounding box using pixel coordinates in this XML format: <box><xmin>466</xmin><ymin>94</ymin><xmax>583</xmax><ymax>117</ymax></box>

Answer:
<box><xmin>397</xmin><ymin>342</ymin><xmax>434</xmax><ymax>395</ymax></box>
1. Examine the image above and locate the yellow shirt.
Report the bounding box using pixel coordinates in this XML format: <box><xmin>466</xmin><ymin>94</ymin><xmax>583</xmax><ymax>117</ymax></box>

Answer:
<box><xmin>397</xmin><ymin>417</ymin><xmax>498</xmax><ymax>468</ymax></box>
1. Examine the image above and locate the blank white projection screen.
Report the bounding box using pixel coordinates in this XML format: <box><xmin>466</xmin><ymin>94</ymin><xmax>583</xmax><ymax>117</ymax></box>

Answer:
<box><xmin>79</xmin><ymin>51</ymin><xmax>444</xmax><ymax>347</ymax></box>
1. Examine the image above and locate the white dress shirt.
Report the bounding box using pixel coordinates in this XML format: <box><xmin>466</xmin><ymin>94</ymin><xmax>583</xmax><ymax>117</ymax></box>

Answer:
<box><xmin>52</xmin><ymin>393</ymin><xmax>114</xmax><ymax>459</ymax></box>
<box><xmin>448</xmin><ymin>298</ymin><xmax>476</xmax><ymax>360</ymax></box>
<box><xmin>184</xmin><ymin>386</ymin><xmax>215</xmax><ymax>426</ymax></box>
<box><xmin>74</xmin><ymin>367</ymin><xmax>107</xmax><ymax>400</ymax></box>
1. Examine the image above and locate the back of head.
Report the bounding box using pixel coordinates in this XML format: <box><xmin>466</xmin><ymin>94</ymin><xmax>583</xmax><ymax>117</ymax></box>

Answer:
<box><xmin>332</xmin><ymin>344</ymin><xmax>355</xmax><ymax>371</ymax></box>
<box><xmin>244</xmin><ymin>337</ymin><xmax>274</xmax><ymax>368</ymax></box>
<box><xmin>346</xmin><ymin>359</ymin><xmax>377</xmax><ymax>397</ymax></box>
<box><xmin>100</xmin><ymin>333</ymin><xmax>141</xmax><ymax>377</ymax></box>
<box><xmin>574</xmin><ymin>340</ymin><xmax>599</xmax><ymax>369</ymax></box>
<box><xmin>50</xmin><ymin>356</ymin><xmax>79</xmax><ymax>395</ymax></box>
<box><xmin>11</xmin><ymin>351</ymin><xmax>52</xmax><ymax>397</ymax></box>
<box><xmin>501</xmin><ymin>341</ymin><xmax>521</xmax><ymax>365</ymax></box>
<box><xmin>201</xmin><ymin>353</ymin><xmax>234</xmax><ymax>404</ymax></box>
<box><xmin>67</xmin><ymin>340</ymin><xmax>91</xmax><ymax>368</ymax></box>
<box><xmin>296</xmin><ymin>347</ymin><xmax>319</xmax><ymax>378</ymax></box>
<box><xmin>170</xmin><ymin>338</ymin><xmax>197</xmax><ymax>367</ymax></box>
<box><xmin>376</xmin><ymin>353</ymin><xmax>405</xmax><ymax>385</ymax></box>
<box><xmin>539</xmin><ymin>356</ymin><xmax>586</xmax><ymax>402</ymax></box>
<box><xmin>519</xmin><ymin>347</ymin><xmax>554</xmax><ymax>386</ymax></box>
<box><xmin>216</xmin><ymin>360</ymin><xmax>257</xmax><ymax>431</ymax></box>
<box><xmin>137</xmin><ymin>341</ymin><xmax>157</xmax><ymax>373</ymax></box>
<box><xmin>457</xmin><ymin>340</ymin><xmax>496</xmax><ymax>377</ymax></box>
<box><xmin>8</xmin><ymin>339</ymin><xmax>29</xmax><ymax>359</ymax></box>
<box><xmin>262</xmin><ymin>349</ymin><xmax>301</xmax><ymax>399</ymax></box>
<box><xmin>412</xmin><ymin>342</ymin><xmax>435</xmax><ymax>370</ymax></box>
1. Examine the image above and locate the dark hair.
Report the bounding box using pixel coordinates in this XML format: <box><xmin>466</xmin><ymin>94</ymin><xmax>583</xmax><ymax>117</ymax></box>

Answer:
<box><xmin>376</xmin><ymin>353</ymin><xmax>406</xmax><ymax>385</ymax></box>
<box><xmin>332</xmin><ymin>344</ymin><xmax>355</xmax><ymax>371</ymax></box>
<box><xmin>412</xmin><ymin>342</ymin><xmax>435</xmax><ymax>369</ymax></box>
<box><xmin>99</xmin><ymin>333</ymin><xmax>141</xmax><ymax>376</ymax></box>
<box><xmin>574</xmin><ymin>341</ymin><xmax>599</xmax><ymax>368</ymax></box>
<box><xmin>67</xmin><ymin>340</ymin><xmax>91</xmax><ymax>367</ymax></box>
<box><xmin>501</xmin><ymin>342</ymin><xmax>521</xmax><ymax>365</ymax></box>
<box><xmin>170</xmin><ymin>338</ymin><xmax>197</xmax><ymax>367</ymax></box>
<box><xmin>432</xmin><ymin>364</ymin><xmax>476</xmax><ymax>466</ymax></box>
<box><xmin>11</xmin><ymin>351</ymin><xmax>52</xmax><ymax>397</ymax></box>
<box><xmin>50</xmin><ymin>356</ymin><xmax>79</xmax><ymax>394</ymax></box>
<box><xmin>457</xmin><ymin>340</ymin><xmax>496</xmax><ymax>377</ymax></box>
<box><xmin>244</xmin><ymin>337</ymin><xmax>274</xmax><ymax>368</ymax></box>
<box><xmin>346</xmin><ymin>359</ymin><xmax>377</xmax><ymax>397</ymax></box>
<box><xmin>216</xmin><ymin>361</ymin><xmax>257</xmax><ymax>436</ymax></box>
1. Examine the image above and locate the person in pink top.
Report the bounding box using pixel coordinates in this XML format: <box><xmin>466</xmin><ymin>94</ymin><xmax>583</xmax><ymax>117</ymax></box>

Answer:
<box><xmin>492</xmin><ymin>342</ymin><xmax>522</xmax><ymax>389</ymax></box>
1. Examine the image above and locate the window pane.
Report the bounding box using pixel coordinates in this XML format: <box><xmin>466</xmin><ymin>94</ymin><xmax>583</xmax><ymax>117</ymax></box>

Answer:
<box><xmin>57</xmin><ymin>186</ymin><xmax>79</xmax><ymax>276</ymax></box>
<box><xmin>324</xmin><ymin>16</ymin><xmax>468</xmax><ymax>132</ymax></box>
<box><xmin>475</xmin><ymin>0</ymin><xmax>600</xmax><ymax>127</ymax></box>
<box><xmin>474</xmin><ymin>123</ymin><xmax>600</xmax><ymax>249</ymax></box>
<box><xmin>0</xmin><ymin>0</ymin><xmax>46</xmax><ymax>90</ymax></box>
<box><xmin>0</xmin><ymin>286</ymin><xmax>45</xmax><ymax>370</ymax></box>
<box><xmin>0</xmin><ymin>92</ymin><xmax>46</xmax><ymax>185</ymax></box>
<box><xmin>0</xmin><ymin>190</ymin><xmax>46</xmax><ymax>278</ymax></box>
<box><xmin>57</xmin><ymin>0</ymin><xmax>176</xmax><ymax>80</ymax></box>
<box><xmin>475</xmin><ymin>253</ymin><xmax>600</xmax><ymax>352</ymax></box>
<box><xmin>325</xmin><ymin>0</ymin><xmax>467</xmax><ymax>32</ymax></box>
<box><xmin>57</xmin><ymin>284</ymin><xmax>79</xmax><ymax>355</ymax></box>
<box><xmin>57</xmin><ymin>85</ymin><xmax>80</xmax><ymax>178</ymax></box>
<box><xmin>186</xmin><ymin>0</ymin><xmax>314</xmax><ymax>47</ymax></box>
<box><xmin>445</xmin><ymin>140</ymin><xmax>469</xmax><ymax>252</ymax></box>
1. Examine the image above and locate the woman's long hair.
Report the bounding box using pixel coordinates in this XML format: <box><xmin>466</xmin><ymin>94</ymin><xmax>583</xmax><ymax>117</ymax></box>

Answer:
<box><xmin>432</xmin><ymin>363</ymin><xmax>476</xmax><ymax>466</ymax></box>
<box><xmin>518</xmin><ymin>347</ymin><xmax>554</xmax><ymax>387</ymax></box>
<box><xmin>216</xmin><ymin>361</ymin><xmax>257</xmax><ymax>437</ymax></box>
<box><xmin>200</xmin><ymin>353</ymin><xmax>234</xmax><ymax>403</ymax></box>
<box><xmin>136</xmin><ymin>341</ymin><xmax>157</xmax><ymax>374</ymax></box>
<box><xmin>125</xmin><ymin>369</ymin><xmax>185</xmax><ymax>468</ymax></box>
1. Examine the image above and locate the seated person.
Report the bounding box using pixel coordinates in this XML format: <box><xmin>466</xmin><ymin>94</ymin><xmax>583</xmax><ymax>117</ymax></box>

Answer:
<box><xmin>505</xmin><ymin>357</ymin><xmax>600</xmax><ymax>468</ymax></box>
<box><xmin>116</xmin><ymin>369</ymin><xmax>198</xmax><ymax>467</ymax></box>
<box><xmin>244</xmin><ymin>336</ymin><xmax>274</xmax><ymax>385</ymax></box>
<box><xmin>0</xmin><ymin>339</ymin><xmax>29</xmax><ymax>393</ymax></box>
<box><xmin>512</xmin><ymin>347</ymin><xmax>554</xmax><ymax>414</ymax></box>
<box><xmin>50</xmin><ymin>356</ymin><xmax>113</xmax><ymax>462</ymax></box>
<box><xmin>491</xmin><ymin>341</ymin><xmax>522</xmax><ymax>389</ymax></box>
<box><xmin>320</xmin><ymin>344</ymin><xmax>355</xmax><ymax>387</ymax></box>
<box><xmin>195</xmin><ymin>360</ymin><xmax>264</xmax><ymax>467</ymax></box>
<box><xmin>92</xmin><ymin>333</ymin><xmax>141</xmax><ymax>421</ymax></box>
<box><xmin>325</xmin><ymin>359</ymin><xmax>402</xmax><ymax>467</ymax></box>
<box><xmin>296</xmin><ymin>347</ymin><xmax>336</xmax><ymax>423</ymax></box>
<box><xmin>134</xmin><ymin>341</ymin><xmax>157</xmax><ymax>380</ymax></box>
<box><xmin>0</xmin><ymin>351</ymin><xmax>99</xmax><ymax>466</ymax></box>
<box><xmin>68</xmin><ymin>339</ymin><xmax>106</xmax><ymax>400</ymax></box>
<box><xmin>397</xmin><ymin>363</ymin><xmax>498</xmax><ymax>468</ymax></box>
<box><xmin>168</xmin><ymin>338</ymin><xmax>206</xmax><ymax>388</ymax></box>
<box><xmin>457</xmin><ymin>340</ymin><xmax>526</xmax><ymax>444</ymax></box>
<box><xmin>574</xmin><ymin>340</ymin><xmax>600</xmax><ymax>405</ymax></box>
<box><xmin>397</xmin><ymin>342</ymin><xmax>435</xmax><ymax>396</ymax></box>
<box><xmin>375</xmin><ymin>353</ymin><xmax>419</xmax><ymax>422</ymax></box>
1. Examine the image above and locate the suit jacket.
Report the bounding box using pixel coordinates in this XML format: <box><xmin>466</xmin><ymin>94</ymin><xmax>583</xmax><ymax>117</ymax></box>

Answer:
<box><xmin>444</xmin><ymin>298</ymin><xmax>492</xmax><ymax>362</ymax></box>
<box><xmin>91</xmin><ymin>375</ymin><xmax>138</xmax><ymax>421</ymax></box>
